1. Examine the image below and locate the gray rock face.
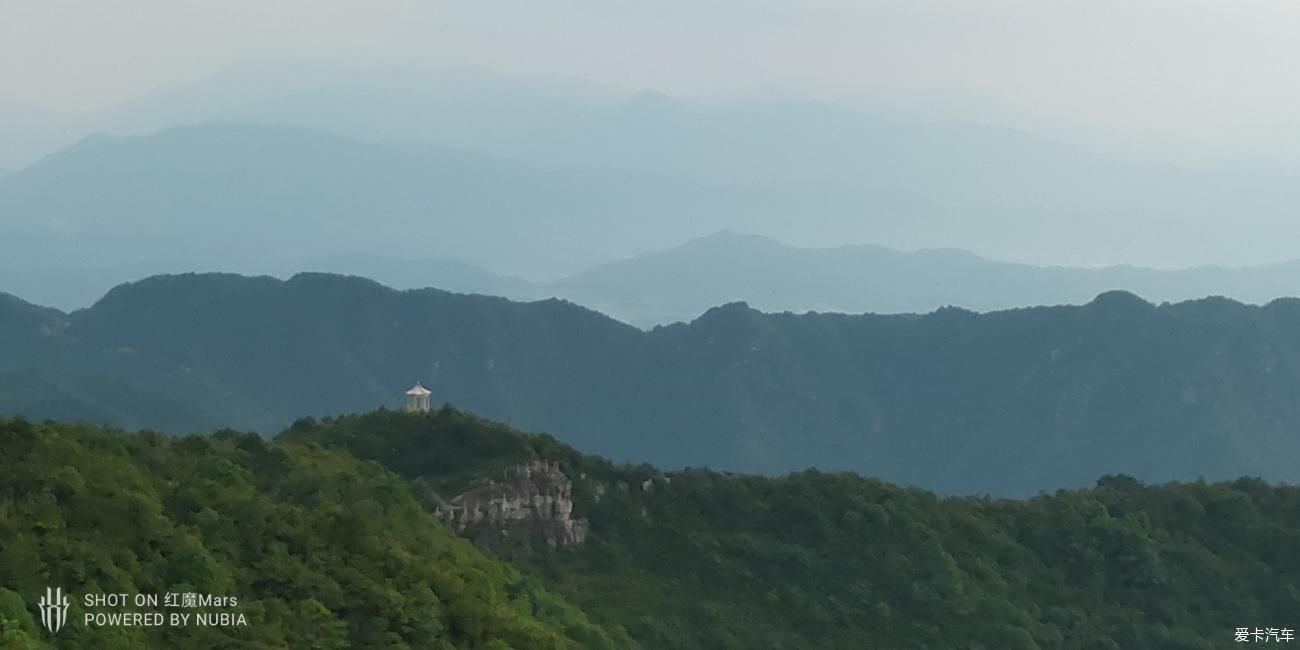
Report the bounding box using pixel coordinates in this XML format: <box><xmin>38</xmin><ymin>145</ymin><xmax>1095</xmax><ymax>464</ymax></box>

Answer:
<box><xmin>437</xmin><ymin>459</ymin><xmax>589</xmax><ymax>547</ymax></box>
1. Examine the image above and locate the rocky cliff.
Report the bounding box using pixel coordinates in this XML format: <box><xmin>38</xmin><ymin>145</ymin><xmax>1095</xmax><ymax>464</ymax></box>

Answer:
<box><xmin>436</xmin><ymin>459</ymin><xmax>589</xmax><ymax>548</ymax></box>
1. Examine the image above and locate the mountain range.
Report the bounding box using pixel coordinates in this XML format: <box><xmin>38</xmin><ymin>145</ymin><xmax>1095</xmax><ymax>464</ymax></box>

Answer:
<box><xmin>530</xmin><ymin>230</ymin><xmax>1300</xmax><ymax>327</ymax></box>
<box><xmin>14</xmin><ymin>178</ymin><xmax>1300</xmax><ymax>325</ymax></box>
<box><xmin>302</xmin><ymin>230</ymin><xmax>1300</xmax><ymax>329</ymax></box>
<box><xmin>8</xmin><ymin>65</ymin><xmax>1300</xmax><ymax>293</ymax></box>
<box><xmin>5</xmin><ymin>271</ymin><xmax>1300</xmax><ymax>496</ymax></box>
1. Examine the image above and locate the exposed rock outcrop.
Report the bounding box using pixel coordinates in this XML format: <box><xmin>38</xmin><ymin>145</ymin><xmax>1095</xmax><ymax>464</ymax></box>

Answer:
<box><xmin>436</xmin><ymin>460</ymin><xmax>589</xmax><ymax>548</ymax></box>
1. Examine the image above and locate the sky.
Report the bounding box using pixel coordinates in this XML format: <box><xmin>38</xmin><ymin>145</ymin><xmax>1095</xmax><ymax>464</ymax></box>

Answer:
<box><xmin>4</xmin><ymin>0</ymin><xmax>1300</xmax><ymax>162</ymax></box>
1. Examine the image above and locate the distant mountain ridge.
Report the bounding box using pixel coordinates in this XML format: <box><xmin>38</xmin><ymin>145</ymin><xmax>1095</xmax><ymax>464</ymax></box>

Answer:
<box><xmin>17</xmin><ymin>224</ymin><xmax>1300</xmax><ymax>327</ymax></box>
<box><xmin>543</xmin><ymin>230</ymin><xmax>1300</xmax><ymax>326</ymax></box>
<box><xmin>5</xmin><ymin>271</ymin><xmax>1300</xmax><ymax>495</ymax></box>
<box><xmin>298</xmin><ymin>229</ymin><xmax>1300</xmax><ymax>328</ymax></box>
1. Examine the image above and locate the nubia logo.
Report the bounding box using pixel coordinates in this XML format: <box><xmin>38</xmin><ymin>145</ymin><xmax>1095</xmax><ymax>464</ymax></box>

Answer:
<box><xmin>38</xmin><ymin>586</ymin><xmax>71</xmax><ymax>634</ymax></box>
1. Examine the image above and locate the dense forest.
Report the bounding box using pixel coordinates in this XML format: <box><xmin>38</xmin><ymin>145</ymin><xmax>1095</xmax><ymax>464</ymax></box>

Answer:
<box><xmin>0</xmin><ymin>416</ymin><xmax>630</xmax><ymax>649</ymax></box>
<box><xmin>4</xmin><ymin>409</ymin><xmax>1299</xmax><ymax>647</ymax></box>
<box><xmin>5</xmin><ymin>273</ymin><xmax>1300</xmax><ymax>496</ymax></box>
<box><xmin>281</xmin><ymin>409</ymin><xmax>1300</xmax><ymax>649</ymax></box>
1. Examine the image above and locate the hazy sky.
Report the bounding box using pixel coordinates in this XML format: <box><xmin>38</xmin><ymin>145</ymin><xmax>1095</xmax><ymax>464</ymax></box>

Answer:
<box><xmin>4</xmin><ymin>0</ymin><xmax>1300</xmax><ymax>161</ymax></box>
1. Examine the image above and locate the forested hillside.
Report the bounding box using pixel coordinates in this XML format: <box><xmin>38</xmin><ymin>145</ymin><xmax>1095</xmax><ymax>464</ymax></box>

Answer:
<box><xmin>4</xmin><ymin>409</ymin><xmax>1296</xmax><ymax>648</ymax></box>
<box><xmin>0</xmin><ymin>416</ymin><xmax>631</xmax><ymax>649</ymax></box>
<box><xmin>285</xmin><ymin>409</ymin><xmax>1300</xmax><ymax>649</ymax></box>
<box><xmin>6</xmin><ymin>272</ymin><xmax>1300</xmax><ymax>495</ymax></box>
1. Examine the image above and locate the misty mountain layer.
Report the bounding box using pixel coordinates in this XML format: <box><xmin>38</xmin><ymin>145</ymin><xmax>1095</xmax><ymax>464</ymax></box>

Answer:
<box><xmin>4</xmin><ymin>272</ymin><xmax>1300</xmax><ymax>496</ymax></box>
<box><xmin>8</xmin><ymin>106</ymin><xmax>1300</xmax><ymax>313</ymax></box>
<box><xmin>0</xmin><ymin>123</ymin><xmax>880</xmax><ymax>301</ymax></box>
<box><xmin>537</xmin><ymin>231</ymin><xmax>1300</xmax><ymax>327</ymax></box>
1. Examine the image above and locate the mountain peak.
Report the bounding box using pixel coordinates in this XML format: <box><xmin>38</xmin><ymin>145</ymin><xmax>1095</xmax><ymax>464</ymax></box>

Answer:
<box><xmin>285</xmin><ymin>271</ymin><xmax>393</xmax><ymax>292</ymax></box>
<box><xmin>1087</xmin><ymin>289</ymin><xmax>1152</xmax><ymax>311</ymax></box>
<box><xmin>692</xmin><ymin>300</ymin><xmax>760</xmax><ymax>324</ymax></box>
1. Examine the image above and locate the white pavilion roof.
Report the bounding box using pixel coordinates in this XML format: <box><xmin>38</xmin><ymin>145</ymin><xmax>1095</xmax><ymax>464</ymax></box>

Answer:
<box><xmin>405</xmin><ymin>383</ymin><xmax>432</xmax><ymax>396</ymax></box>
